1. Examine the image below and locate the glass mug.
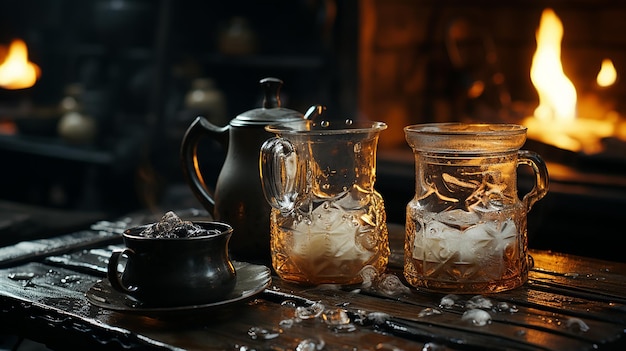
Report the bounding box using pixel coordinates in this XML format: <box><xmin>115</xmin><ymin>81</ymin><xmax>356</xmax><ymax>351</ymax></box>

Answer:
<box><xmin>260</xmin><ymin>119</ymin><xmax>389</xmax><ymax>285</ymax></box>
<box><xmin>403</xmin><ymin>123</ymin><xmax>549</xmax><ymax>294</ymax></box>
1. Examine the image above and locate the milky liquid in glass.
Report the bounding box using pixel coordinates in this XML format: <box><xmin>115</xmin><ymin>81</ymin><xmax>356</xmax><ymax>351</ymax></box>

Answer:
<box><xmin>270</xmin><ymin>193</ymin><xmax>388</xmax><ymax>285</ymax></box>
<box><xmin>403</xmin><ymin>123</ymin><xmax>548</xmax><ymax>294</ymax></box>
<box><xmin>261</xmin><ymin>120</ymin><xmax>389</xmax><ymax>285</ymax></box>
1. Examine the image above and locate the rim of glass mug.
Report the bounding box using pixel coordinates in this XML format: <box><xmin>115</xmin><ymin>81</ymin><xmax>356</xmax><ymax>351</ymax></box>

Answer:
<box><xmin>404</xmin><ymin>123</ymin><xmax>528</xmax><ymax>154</ymax></box>
<box><xmin>265</xmin><ymin>120</ymin><xmax>387</xmax><ymax>135</ymax></box>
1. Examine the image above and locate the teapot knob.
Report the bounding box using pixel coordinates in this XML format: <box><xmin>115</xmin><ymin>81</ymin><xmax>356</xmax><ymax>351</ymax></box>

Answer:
<box><xmin>260</xmin><ymin>77</ymin><xmax>283</xmax><ymax>109</ymax></box>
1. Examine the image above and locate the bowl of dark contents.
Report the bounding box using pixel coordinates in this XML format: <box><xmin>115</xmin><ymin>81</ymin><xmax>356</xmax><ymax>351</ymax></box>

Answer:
<box><xmin>107</xmin><ymin>211</ymin><xmax>237</xmax><ymax>306</ymax></box>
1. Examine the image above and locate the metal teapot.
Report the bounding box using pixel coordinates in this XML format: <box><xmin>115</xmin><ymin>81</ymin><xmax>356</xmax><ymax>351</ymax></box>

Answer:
<box><xmin>180</xmin><ymin>78</ymin><xmax>304</xmax><ymax>264</ymax></box>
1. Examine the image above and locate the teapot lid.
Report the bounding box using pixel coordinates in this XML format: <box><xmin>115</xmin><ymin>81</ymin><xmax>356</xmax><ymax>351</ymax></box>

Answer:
<box><xmin>230</xmin><ymin>77</ymin><xmax>304</xmax><ymax>127</ymax></box>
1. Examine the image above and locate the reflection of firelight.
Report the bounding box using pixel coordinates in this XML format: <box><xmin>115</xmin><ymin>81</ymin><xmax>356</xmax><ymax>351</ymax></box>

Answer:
<box><xmin>522</xmin><ymin>8</ymin><xmax>625</xmax><ymax>155</ymax></box>
<box><xmin>0</xmin><ymin>39</ymin><xmax>41</xmax><ymax>90</ymax></box>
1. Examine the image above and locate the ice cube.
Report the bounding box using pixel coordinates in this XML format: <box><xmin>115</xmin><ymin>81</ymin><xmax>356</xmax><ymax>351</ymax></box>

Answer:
<box><xmin>475</xmin><ymin>219</ymin><xmax>517</xmax><ymax>253</ymax></box>
<box><xmin>435</xmin><ymin>209</ymin><xmax>479</xmax><ymax>229</ymax></box>
<box><xmin>460</xmin><ymin>223</ymin><xmax>497</xmax><ymax>262</ymax></box>
<box><xmin>566</xmin><ymin>317</ymin><xmax>590</xmax><ymax>332</ymax></box>
<box><xmin>291</xmin><ymin>202</ymin><xmax>373</xmax><ymax>271</ymax></box>
<box><xmin>419</xmin><ymin>220</ymin><xmax>462</xmax><ymax>262</ymax></box>
<box><xmin>358</xmin><ymin>265</ymin><xmax>379</xmax><ymax>288</ymax></box>
<box><xmin>322</xmin><ymin>308</ymin><xmax>350</xmax><ymax>325</ymax></box>
<box><xmin>295</xmin><ymin>302</ymin><xmax>325</xmax><ymax>319</ymax></box>
<box><xmin>139</xmin><ymin>211</ymin><xmax>205</xmax><ymax>238</ymax></box>
<box><xmin>439</xmin><ymin>294</ymin><xmax>459</xmax><ymax>309</ymax></box>
<box><xmin>377</xmin><ymin>273</ymin><xmax>411</xmax><ymax>296</ymax></box>
<box><xmin>461</xmin><ymin>309</ymin><xmax>492</xmax><ymax>326</ymax></box>
<box><xmin>296</xmin><ymin>338</ymin><xmax>325</xmax><ymax>351</ymax></box>
<box><xmin>418</xmin><ymin>307</ymin><xmax>442</xmax><ymax>318</ymax></box>
<box><xmin>465</xmin><ymin>295</ymin><xmax>493</xmax><ymax>309</ymax></box>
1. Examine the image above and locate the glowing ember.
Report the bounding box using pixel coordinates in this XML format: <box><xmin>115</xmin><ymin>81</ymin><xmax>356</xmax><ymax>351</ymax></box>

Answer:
<box><xmin>0</xmin><ymin>39</ymin><xmax>41</xmax><ymax>90</ymax></box>
<box><xmin>523</xmin><ymin>8</ymin><xmax>623</xmax><ymax>154</ymax></box>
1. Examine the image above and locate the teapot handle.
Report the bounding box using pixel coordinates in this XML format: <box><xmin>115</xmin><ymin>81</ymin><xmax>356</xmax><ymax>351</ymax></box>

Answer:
<box><xmin>180</xmin><ymin>116</ymin><xmax>229</xmax><ymax>213</ymax></box>
<box><xmin>259</xmin><ymin>137</ymin><xmax>300</xmax><ymax>214</ymax></box>
<box><xmin>517</xmin><ymin>150</ymin><xmax>549</xmax><ymax>211</ymax></box>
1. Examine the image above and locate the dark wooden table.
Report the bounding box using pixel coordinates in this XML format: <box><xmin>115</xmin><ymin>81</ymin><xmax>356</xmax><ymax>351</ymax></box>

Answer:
<box><xmin>1</xmin><ymin>209</ymin><xmax>625</xmax><ymax>350</ymax></box>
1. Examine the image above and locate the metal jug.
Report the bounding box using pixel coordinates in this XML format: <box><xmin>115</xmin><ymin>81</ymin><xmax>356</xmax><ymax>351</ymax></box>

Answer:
<box><xmin>180</xmin><ymin>78</ymin><xmax>304</xmax><ymax>264</ymax></box>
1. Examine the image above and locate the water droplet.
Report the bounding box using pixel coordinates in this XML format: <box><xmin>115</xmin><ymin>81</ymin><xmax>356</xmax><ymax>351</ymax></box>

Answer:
<box><xmin>279</xmin><ymin>319</ymin><xmax>295</xmax><ymax>328</ymax></box>
<box><xmin>8</xmin><ymin>272</ymin><xmax>35</xmax><ymax>281</ymax></box>
<box><xmin>295</xmin><ymin>302</ymin><xmax>324</xmax><ymax>319</ymax></box>
<box><xmin>353</xmin><ymin>142</ymin><xmax>362</xmax><ymax>153</ymax></box>
<box><xmin>466</xmin><ymin>295</ymin><xmax>493</xmax><ymax>309</ymax></box>
<box><xmin>359</xmin><ymin>265</ymin><xmax>379</xmax><ymax>288</ymax></box>
<box><xmin>566</xmin><ymin>317</ymin><xmax>590</xmax><ymax>332</ymax></box>
<box><xmin>322</xmin><ymin>308</ymin><xmax>350</xmax><ymax>325</ymax></box>
<box><xmin>320</xmin><ymin>120</ymin><xmax>330</xmax><ymax>127</ymax></box>
<box><xmin>296</xmin><ymin>338</ymin><xmax>325</xmax><ymax>351</ymax></box>
<box><xmin>60</xmin><ymin>275</ymin><xmax>82</xmax><ymax>284</ymax></box>
<box><xmin>564</xmin><ymin>272</ymin><xmax>579</xmax><ymax>278</ymax></box>
<box><xmin>247</xmin><ymin>326</ymin><xmax>281</xmax><ymax>340</ymax></box>
<box><xmin>280</xmin><ymin>300</ymin><xmax>298</xmax><ymax>308</ymax></box>
<box><xmin>461</xmin><ymin>309</ymin><xmax>492</xmax><ymax>326</ymax></box>
<box><xmin>377</xmin><ymin>274</ymin><xmax>411</xmax><ymax>296</ymax></box>
<box><xmin>345</xmin><ymin>119</ymin><xmax>353</xmax><ymax>126</ymax></box>
<box><xmin>367</xmin><ymin>312</ymin><xmax>390</xmax><ymax>324</ymax></box>
<box><xmin>418</xmin><ymin>308</ymin><xmax>442</xmax><ymax>318</ymax></box>
<box><xmin>494</xmin><ymin>301</ymin><xmax>518</xmax><ymax>313</ymax></box>
<box><xmin>439</xmin><ymin>294</ymin><xmax>459</xmax><ymax>309</ymax></box>
<box><xmin>330</xmin><ymin>323</ymin><xmax>357</xmax><ymax>333</ymax></box>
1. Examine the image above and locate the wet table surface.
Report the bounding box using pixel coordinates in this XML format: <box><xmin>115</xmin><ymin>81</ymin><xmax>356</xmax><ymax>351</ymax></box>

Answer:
<box><xmin>0</xmin><ymin>209</ymin><xmax>625</xmax><ymax>351</ymax></box>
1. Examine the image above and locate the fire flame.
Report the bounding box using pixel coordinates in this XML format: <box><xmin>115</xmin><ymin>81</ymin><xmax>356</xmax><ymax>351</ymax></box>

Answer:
<box><xmin>523</xmin><ymin>8</ymin><xmax>621</xmax><ymax>154</ymax></box>
<box><xmin>597</xmin><ymin>59</ymin><xmax>617</xmax><ymax>87</ymax></box>
<box><xmin>0</xmin><ymin>39</ymin><xmax>41</xmax><ymax>90</ymax></box>
<box><xmin>530</xmin><ymin>8</ymin><xmax>577</xmax><ymax>122</ymax></box>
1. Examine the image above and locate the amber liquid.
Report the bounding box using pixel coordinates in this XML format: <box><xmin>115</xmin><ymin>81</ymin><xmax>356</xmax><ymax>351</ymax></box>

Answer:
<box><xmin>270</xmin><ymin>196</ymin><xmax>389</xmax><ymax>285</ymax></box>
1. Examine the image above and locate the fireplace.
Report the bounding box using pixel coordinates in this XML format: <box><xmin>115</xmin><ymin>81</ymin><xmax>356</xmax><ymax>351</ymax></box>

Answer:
<box><xmin>360</xmin><ymin>1</ymin><xmax>626</xmax><ymax>262</ymax></box>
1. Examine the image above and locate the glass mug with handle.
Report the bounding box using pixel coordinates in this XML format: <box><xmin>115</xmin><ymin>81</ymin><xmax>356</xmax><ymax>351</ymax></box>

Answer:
<box><xmin>260</xmin><ymin>119</ymin><xmax>389</xmax><ymax>285</ymax></box>
<box><xmin>403</xmin><ymin>123</ymin><xmax>549</xmax><ymax>294</ymax></box>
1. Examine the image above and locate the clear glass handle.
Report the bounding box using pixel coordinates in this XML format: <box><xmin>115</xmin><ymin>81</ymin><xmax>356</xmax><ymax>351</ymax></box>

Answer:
<box><xmin>259</xmin><ymin>137</ymin><xmax>299</xmax><ymax>214</ymax></box>
<box><xmin>518</xmin><ymin>150</ymin><xmax>549</xmax><ymax>211</ymax></box>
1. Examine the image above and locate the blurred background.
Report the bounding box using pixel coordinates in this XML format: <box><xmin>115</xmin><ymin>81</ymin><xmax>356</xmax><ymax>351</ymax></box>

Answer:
<box><xmin>0</xmin><ymin>0</ymin><xmax>624</xmax><ymax>261</ymax></box>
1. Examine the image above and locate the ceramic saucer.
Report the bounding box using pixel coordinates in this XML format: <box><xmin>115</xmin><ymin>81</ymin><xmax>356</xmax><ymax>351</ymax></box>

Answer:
<box><xmin>86</xmin><ymin>261</ymin><xmax>271</xmax><ymax>314</ymax></box>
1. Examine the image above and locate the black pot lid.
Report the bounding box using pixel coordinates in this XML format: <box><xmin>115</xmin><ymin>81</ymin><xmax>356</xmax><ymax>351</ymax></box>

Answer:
<box><xmin>230</xmin><ymin>77</ymin><xmax>304</xmax><ymax>127</ymax></box>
